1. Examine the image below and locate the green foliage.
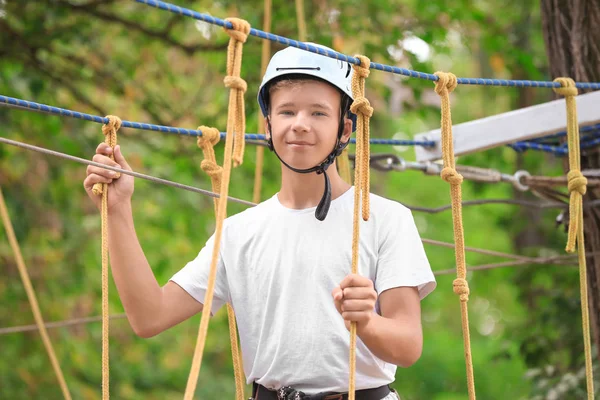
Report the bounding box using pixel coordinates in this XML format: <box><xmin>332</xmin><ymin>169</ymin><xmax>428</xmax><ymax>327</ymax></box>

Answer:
<box><xmin>0</xmin><ymin>0</ymin><xmax>595</xmax><ymax>399</ymax></box>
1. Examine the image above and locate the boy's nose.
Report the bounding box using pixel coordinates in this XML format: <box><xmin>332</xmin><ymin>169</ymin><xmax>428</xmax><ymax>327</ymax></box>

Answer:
<box><xmin>291</xmin><ymin>113</ymin><xmax>310</xmax><ymax>133</ymax></box>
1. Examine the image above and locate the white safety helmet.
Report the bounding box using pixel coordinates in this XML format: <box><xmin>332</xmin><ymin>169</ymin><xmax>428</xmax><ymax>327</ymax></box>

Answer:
<box><xmin>257</xmin><ymin>43</ymin><xmax>357</xmax><ymax>131</ymax></box>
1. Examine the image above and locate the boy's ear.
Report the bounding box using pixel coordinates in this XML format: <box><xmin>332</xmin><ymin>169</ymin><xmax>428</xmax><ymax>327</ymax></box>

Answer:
<box><xmin>264</xmin><ymin>117</ymin><xmax>271</xmax><ymax>140</ymax></box>
<box><xmin>340</xmin><ymin>117</ymin><xmax>353</xmax><ymax>144</ymax></box>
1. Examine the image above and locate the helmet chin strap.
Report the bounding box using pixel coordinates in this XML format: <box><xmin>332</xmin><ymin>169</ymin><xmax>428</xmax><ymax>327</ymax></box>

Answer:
<box><xmin>266</xmin><ymin>117</ymin><xmax>348</xmax><ymax>221</ymax></box>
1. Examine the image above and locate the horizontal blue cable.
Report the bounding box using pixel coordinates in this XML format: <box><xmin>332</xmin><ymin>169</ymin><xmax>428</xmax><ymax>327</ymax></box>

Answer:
<box><xmin>135</xmin><ymin>0</ymin><xmax>600</xmax><ymax>90</ymax></box>
<box><xmin>529</xmin><ymin>123</ymin><xmax>600</xmax><ymax>144</ymax></box>
<box><xmin>0</xmin><ymin>94</ymin><xmax>434</xmax><ymax>147</ymax></box>
<box><xmin>581</xmin><ymin>137</ymin><xmax>600</xmax><ymax>150</ymax></box>
<box><xmin>507</xmin><ymin>141</ymin><xmax>568</xmax><ymax>156</ymax></box>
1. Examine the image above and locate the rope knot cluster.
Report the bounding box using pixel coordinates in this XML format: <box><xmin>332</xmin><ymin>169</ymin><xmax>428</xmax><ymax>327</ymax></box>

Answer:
<box><xmin>353</xmin><ymin>55</ymin><xmax>371</xmax><ymax>78</ymax></box>
<box><xmin>224</xmin><ymin>18</ymin><xmax>250</xmax><ymax>43</ymax></box>
<box><xmin>434</xmin><ymin>72</ymin><xmax>458</xmax><ymax>96</ymax></box>
<box><xmin>568</xmin><ymin>170</ymin><xmax>588</xmax><ymax>196</ymax></box>
<box><xmin>349</xmin><ymin>96</ymin><xmax>373</xmax><ymax>118</ymax></box>
<box><xmin>441</xmin><ymin>167</ymin><xmax>464</xmax><ymax>185</ymax></box>
<box><xmin>197</xmin><ymin>126</ymin><xmax>220</xmax><ymax>147</ymax></box>
<box><xmin>101</xmin><ymin>115</ymin><xmax>122</xmax><ymax>136</ymax></box>
<box><xmin>453</xmin><ymin>278</ymin><xmax>470</xmax><ymax>301</ymax></box>
<box><xmin>553</xmin><ymin>77</ymin><xmax>578</xmax><ymax>97</ymax></box>
<box><xmin>224</xmin><ymin>76</ymin><xmax>248</xmax><ymax>92</ymax></box>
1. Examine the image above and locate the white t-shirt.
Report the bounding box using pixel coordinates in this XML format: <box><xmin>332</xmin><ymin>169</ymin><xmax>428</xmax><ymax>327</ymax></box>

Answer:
<box><xmin>171</xmin><ymin>186</ymin><xmax>436</xmax><ymax>393</ymax></box>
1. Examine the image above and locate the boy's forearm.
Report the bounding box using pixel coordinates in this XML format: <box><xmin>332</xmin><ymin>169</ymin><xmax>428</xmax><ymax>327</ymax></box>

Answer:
<box><xmin>107</xmin><ymin>203</ymin><xmax>163</xmax><ymax>336</ymax></box>
<box><xmin>357</xmin><ymin>314</ymin><xmax>422</xmax><ymax>367</ymax></box>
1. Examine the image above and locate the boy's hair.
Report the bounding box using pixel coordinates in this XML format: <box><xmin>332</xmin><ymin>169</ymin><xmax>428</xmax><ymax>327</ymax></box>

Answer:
<box><xmin>265</xmin><ymin>74</ymin><xmax>349</xmax><ymax>117</ymax></box>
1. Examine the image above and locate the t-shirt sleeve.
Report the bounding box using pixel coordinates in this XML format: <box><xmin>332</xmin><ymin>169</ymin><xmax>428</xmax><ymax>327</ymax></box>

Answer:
<box><xmin>169</xmin><ymin>233</ymin><xmax>230</xmax><ymax>315</ymax></box>
<box><xmin>375</xmin><ymin>205</ymin><xmax>436</xmax><ymax>300</ymax></box>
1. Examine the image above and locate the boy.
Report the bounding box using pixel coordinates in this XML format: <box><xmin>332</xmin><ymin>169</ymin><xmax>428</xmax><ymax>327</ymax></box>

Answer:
<box><xmin>83</xmin><ymin>44</ymin><xmax>436</xmax><ymax>400</ymax></box>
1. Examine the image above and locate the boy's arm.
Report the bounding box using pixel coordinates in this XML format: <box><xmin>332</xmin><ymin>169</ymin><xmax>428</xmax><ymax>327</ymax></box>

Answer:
<box><xmin>84</xmin><ymin>144</ymin><xmax>203</xmax><ymax>338</ymax></box>
<box><xmin>108</xmin><ymin>204</ymin><xmax>203</xmax><ymax>338</ymax></box>
<box><xmin>356</xmin><ymin>286</ymin><xmax>422</xmax><ymax>367</ymax></box>
<box><xmin>332</xmin><ymin>275</ymin><xmax>422</xmax><ymax>367</ymax></box>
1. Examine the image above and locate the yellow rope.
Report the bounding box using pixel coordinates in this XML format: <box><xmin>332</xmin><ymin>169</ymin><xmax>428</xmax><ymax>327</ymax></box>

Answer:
<box><xmin>184</xmin><ymin>18</ymin><xmax>250</xmax><ymax>400</ymax></box>
<box><xmin>350</xmin><ymin>55</ymin><xmax>373</xmax><ymax>222</ymax></box>
<box><xmin>295</xmin><ymin>0</ymin><xmax>307</xmax><ymax>42</ymax></box>
<box><xmin>92</xmin><ymin>115</ymin><xmax>121</xmax><ymax>400</ymax></box>
<box><xmin>196</xmin><ymin>126</ymin><xmax>245</xmax><ymax>400</ymax></box>
<box><xmin>553</xmin><ymin>77</ymin><xmax>594</xmax><ymax>399</ymax></box>
<box><xmin>433</xmin><ymin>72</ymin><xmax>476</xmax><ymax>400</ymax></box>
<box><xmin>348</xmin><ymin>54</ymin><xmax>373</xmax><ymax>400</ymax></box>
<box><xmin>0</xmin><ymin>186</ymin><xmax>72</xmax><ymax>400</ymax></box>
<box><xmin>252</xmin><ymin>0</ymin><xmax>272</xmax><ymax>204</ymax></box>
<box><xmin>337</xmin><ymin>147</ymin><xmax>352</xmax><ymax>184</ymax></box>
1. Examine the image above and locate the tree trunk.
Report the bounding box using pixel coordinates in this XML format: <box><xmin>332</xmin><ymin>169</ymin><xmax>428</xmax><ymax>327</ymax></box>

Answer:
<box><xmin>541</xmin><ymin>0</ymin><xmax>600</xmax><ymax>362</ymax></box>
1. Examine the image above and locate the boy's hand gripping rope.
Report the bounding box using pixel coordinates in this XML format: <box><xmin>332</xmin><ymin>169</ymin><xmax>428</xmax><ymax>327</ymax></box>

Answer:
<box><xmin>184</xmin><ymin>18</ymin><xmax>250</xmax><ymax>400</ymax></box>
<box><xmin>553</xmin><ymin>77</ymin><xmax>594</xmax><ymax>399</ymax></box>
<box><xmin>348</xmin><ymin>54</ymin><xmax>373</xmax><ymax>400</ymax></box>
<box><xmin>196</xmin><ymin>126</ymin><xmax>245</xmax><ymax>400</ymax></box>
<box><xmin>92</xmin><ymin>115</ymin><xmax>122</xmax><ymax>400</ymax></box>
<box><xmin>433</xmin><ymin>72</ymin><xmax>476</xmax><ymax>400</ymax></box>
<box><xmin>0</xmin><ymin>187</ymin><xmax>72</xmax><ymax>400</ymax></box>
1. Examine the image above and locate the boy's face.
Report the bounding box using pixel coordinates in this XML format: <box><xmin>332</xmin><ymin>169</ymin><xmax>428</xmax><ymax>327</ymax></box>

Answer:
<box><xmin>266</xmin><ymin>80</ymin><xmax>352</xmax><ymax>170</ymax></box>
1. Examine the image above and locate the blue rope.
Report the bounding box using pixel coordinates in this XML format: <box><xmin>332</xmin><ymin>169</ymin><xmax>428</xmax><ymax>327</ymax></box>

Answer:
<box><xmin>0</xmin><ymin>95</ymin><xmax>434</xmax><ymax>147</ymax></box>
<box><xmin>135</xmin><ymin>0</ymin><xmax>600</xmax><ymax>90</ymax></box>
<box><xmin>528</xmin><ymin>123</ymin><xmax>600</xmax><ymax>144</ymax></box>
<box><xmin>507</xmin><ymin>141</ymin><xmax>568</xmax><ymax>155</ymax></box>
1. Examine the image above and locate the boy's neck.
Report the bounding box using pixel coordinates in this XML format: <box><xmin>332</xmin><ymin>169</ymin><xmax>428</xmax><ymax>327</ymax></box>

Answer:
<box><xmin>277</xmin><ymin>162</ymin><xmax>351</xmax><ymax>210</ymax></box>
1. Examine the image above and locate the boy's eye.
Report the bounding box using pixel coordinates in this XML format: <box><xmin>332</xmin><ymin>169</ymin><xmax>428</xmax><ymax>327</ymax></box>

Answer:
<box><xmin>313</xmin><ymin>112</ymin><xmax>327</xmax><ymax>117</ymax></box>
<box><xmin>279</xmin><ymin>110</ymin><xmax>294</xmax><ymax>115</ymax></box>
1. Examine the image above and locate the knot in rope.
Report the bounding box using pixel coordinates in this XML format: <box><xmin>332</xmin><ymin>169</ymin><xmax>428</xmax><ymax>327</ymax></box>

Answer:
<box><xmin>200</xmin><ymin>160</ymin><xmax>223</xmax><ymax>179</ymax></box>
<box><xmin>101</xmin><ymin>115</ymin><xmax>122</xmax><ymax>136</ymax></box>
<box><xmin>441</xmin><ymin>167</ymin><xmax>464</xmax><ymax>185</ymax></box>
<box><xmin>453</xmin><ymin>278</ymin><xmax>470</xmax><ymax>301</ymax></box>
<box><xmin>434</xmin><ymin>72</ymin><xmax>458</xmax><ymax>96</ymax></box>
<box><xmin>553</xmin><ymin>77</ymin><xmax>578</xmax><ymax>97</ymax></box>
<box><xmin>197</xmin><ymin>126</ymin><xmax>220</xmax><ymax>148</ymax></box>
<box><xmin>568</xmin><ymin>170</ymin><xmax>588</xmax><ymax>196</ymax></box>
<box><xmin>224</xmin><ymin>18</ymin><xmax>250</xmax><ymax>43</ymax></box>
<box><xmin>350</xmin><ymin>54</ymin><xmax>373</xmax><ymax>223</ymax></box>
<box><xmin>224</xmin><ymin>76</ymin><xmax>248</xmax><ymax>92</ymax></box>
<box><xmin>353</xmin><ymin>55</ymin><xmax>371</xmax><ymax>78</ymax></box>
<box><xmin>349</xmin><ymin>96</ymin><xmax>373</xmax><ymax>118</ymax></box>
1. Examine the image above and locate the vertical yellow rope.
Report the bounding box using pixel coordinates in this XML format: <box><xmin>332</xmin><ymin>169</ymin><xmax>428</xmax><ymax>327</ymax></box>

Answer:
<box><xmin>553</xmin><ymin>77</ymin><xmax>594</xmax><ymax>399</ymax></box>
<box><xmin>92</xmin><ymin>115</ymin><xmax>121</xmax><ymax>400</ymax></box>
<box><xmin>196</xmin><ymin>126</ymin><xmax>245</xmax><ymax>400</ymax></box>
<box><xmin>0</xmin><ymin>187</ymin><xmax>72</xmax><ymax>400</ymax></box>
<box><xmin>433</xmin><ymin>72</ymin><xmax>476</xmax><ymax>400</ymax></box>
<box><xmin>295</xmin><ymin>0</ymin><xmax>307</xmax><ymax>42</ymax></box>
<box><xmin>253</xmin><ymin>0</ymin><xmax>272</xmax><ymax>204</ymax></box>
<box><xmin>348</xmin><ymin>54</ymin><xmax>373</xmax><ymax>400</ymax></box>
<box><xmin>184</xmin><ymin>18</ymin><xmax>250</xmax><ymax>400</ymax></box>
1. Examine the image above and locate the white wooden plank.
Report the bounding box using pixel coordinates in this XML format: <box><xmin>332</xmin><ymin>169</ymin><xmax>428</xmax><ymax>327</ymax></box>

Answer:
<box><xmin>414</xmin><ymin>90</ymin><xmax>600</xmax><ymax>162</ymax></box>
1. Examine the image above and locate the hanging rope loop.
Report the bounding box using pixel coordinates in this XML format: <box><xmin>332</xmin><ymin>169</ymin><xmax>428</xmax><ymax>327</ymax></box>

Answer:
<box><xmin>552</xmin><ymin>76</ymin><xmax>594</xmax><ymax>398</ymax></box>
<box><xmin>222</xmin><ymin>17</ymin><xmax>250</xmax><ymax>168</ymax></box>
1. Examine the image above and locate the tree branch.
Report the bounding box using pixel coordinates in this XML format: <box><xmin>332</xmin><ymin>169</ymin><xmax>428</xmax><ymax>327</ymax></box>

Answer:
<box><xmin>55</xmin><ymin>0</ymin><xmax>229</xmax><ymax>56</ymax></box>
